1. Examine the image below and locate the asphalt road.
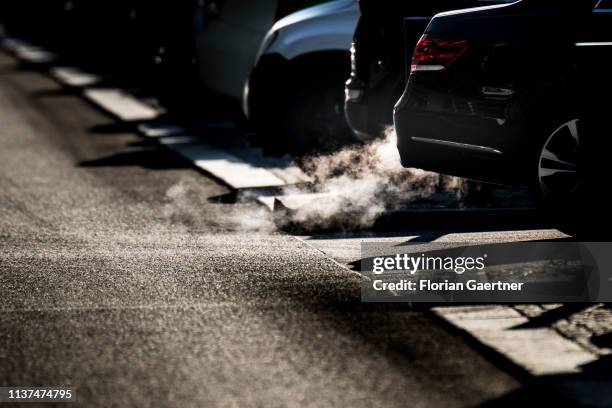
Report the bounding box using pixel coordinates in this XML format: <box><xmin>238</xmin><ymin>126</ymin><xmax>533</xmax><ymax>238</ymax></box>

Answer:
<box><xmin>0</xmin><ymin>51</ymin><xmax>570</xmax><ymax>407</ymax></box>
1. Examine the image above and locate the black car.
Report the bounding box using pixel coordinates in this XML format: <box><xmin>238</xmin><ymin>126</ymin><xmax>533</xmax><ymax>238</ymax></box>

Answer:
<box><xmin>344</xmin><ymin>0</ymin><xmax>514</xmax><ymax>142</ymax></box>
<box><xmin>394</xmin><ymin>0</ymin><xmax>612</xmax><ymax>230</ymax></box>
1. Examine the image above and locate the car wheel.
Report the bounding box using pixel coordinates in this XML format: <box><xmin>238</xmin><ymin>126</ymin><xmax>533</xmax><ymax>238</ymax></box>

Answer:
<box><xmin>536</xmin><ymin>118</ymin><xmax>581</xmax><ymax>203</ymax></box>
<box><xmin>532</xmin><ymin>117</ymin><xmax>588</xmax><ymax>235</ymax></box>
<box><xmin>281</xmin><ymin>74</ymin><xmax>356</xmax><ymax>155</ymax></box>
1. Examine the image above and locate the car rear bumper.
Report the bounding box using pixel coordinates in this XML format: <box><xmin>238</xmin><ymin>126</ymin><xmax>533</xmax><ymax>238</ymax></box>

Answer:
<box><xmin>344</xmin><ymin>77</ymin><xmax>379</xmax><ymax>142</ymax></box>
<box><xmin>393</xmin><ymin>83</ymin><xmax>526</xmax><ymax>185</ymax></box>
<box><xmin>344</xmin><ymin>74</ymin><xmax>403</xmax><ymax>142</ymax></box>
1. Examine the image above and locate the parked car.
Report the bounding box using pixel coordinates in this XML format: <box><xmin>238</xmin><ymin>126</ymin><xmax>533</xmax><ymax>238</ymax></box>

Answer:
<box><xmin>344</xmin><ymin>0</ymin><xmax>518</xmax><ymax>142</ymax></box>
<box><xmin>394</xmin><ymin>0</ymin><xmax>610</xmax><ymax>231</ymax></box>
<box><xmin>245</xmin><ymin>0</ymin><xmax>359</xmax><ymax>153</ymax></box>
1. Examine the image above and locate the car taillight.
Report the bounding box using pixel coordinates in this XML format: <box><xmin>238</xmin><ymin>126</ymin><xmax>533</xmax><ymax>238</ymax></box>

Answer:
<box><xmin>411</xmin><ymin>34</ymin><xmax>468</xmax><ymax>73</ymax></box>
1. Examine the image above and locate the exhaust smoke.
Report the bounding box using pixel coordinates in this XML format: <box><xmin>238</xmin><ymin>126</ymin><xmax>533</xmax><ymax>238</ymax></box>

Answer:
<box><xmin>275</xmin><ymin>127</ymin><xmax>466</xmax><ymax>231</ymax></box>
<box><xmin>161</xmin><ymin>180</ymin><xmax>276</xmax><ymax>233</ymax></box>
<box><xmin>159</xmin><ymin>128</ymin><xmax>468</xmax><ymax>234</ymax></box>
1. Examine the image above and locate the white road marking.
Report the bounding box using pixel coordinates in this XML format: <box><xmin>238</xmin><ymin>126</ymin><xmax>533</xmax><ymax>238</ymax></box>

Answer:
<box><xmin>81</xmin><ymin>85</ymin><xmax>308</xmax><ymax>188</ymax></box>
<box><xmin>2</xmin><ymin>36</ymin><xmax>310</xmax><ymax>190</ymax></box>
<box><xmin>14</xmin><ymin>45</ymin><xmax>56</xmax><ymax>63</ymax></box>
<box><xmin>137</xmin><ymin>123</ymin><xmax>186</xmax><ymax>138</ymax></box>
<box><xmin>158</xmin><ymin>135</ymin><xmax>199</xmax><ymax>144</ymax></box>
<box><xmin>155</xmin><ymin>134</ymin><xmax>311</xmax><ymax>188</ymax></box>
<box><xmin>1</xmin><ymin>38</ymin><xmax>56</xmax><ymax>63</ymax></box>
<box><xmin>1</xmin><ymin>38</ymin><xmax>28</xmax><ymax>51</ymax></box>
<box><xmin>160</xmin><ymin>137</ymin><xmax>290</xmax><ymax>189</ymax></box>
<box><xmin>256</xmin><ymin>193</ymin><xmax>333</xmax><ymax>212</ymax></box>
<box><xmin>50</xmin><ymin>67</ymin><xmax>102</xmax><ymax>87</ymax></box>
<box><xmin>1</xmin><ymin>38</ymin><xmax>55</xmax><ymax>63</ymax></box>
<box><xmin>255</xmin><ymin>196</ymin><xmax>277</xmax><ymax>211</ymax></box>
<box><xmin>84</xmin><ymin>88</ymin><xmax>163</xmax><ymax>122</ymax></box>
<box><xmin>228</xmin><ymin>147</ymin><xmax>311</xmax><ymax>186</ymax></box>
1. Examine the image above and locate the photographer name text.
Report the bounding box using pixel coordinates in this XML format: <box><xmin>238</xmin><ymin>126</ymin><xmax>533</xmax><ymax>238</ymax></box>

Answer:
<box><xmin>370</xmin><ymin>254</ymin><xmax>524</xmax><ymax>292</ymax></box>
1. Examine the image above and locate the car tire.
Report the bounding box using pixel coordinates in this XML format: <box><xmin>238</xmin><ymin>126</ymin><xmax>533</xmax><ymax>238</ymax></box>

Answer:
<box><xmin>279</xmin><ymin>73</ymin><xmax>357</xmax><ymax>155</ymax></box>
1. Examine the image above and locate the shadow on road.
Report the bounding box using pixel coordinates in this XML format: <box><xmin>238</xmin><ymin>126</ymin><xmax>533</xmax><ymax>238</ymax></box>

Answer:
<box><xmin>78</xmin><ymin>147</ymin><xmax>191</xmax><ymax>170</ymax></box>
<box><xmin>252</xmin><ymin>271</ymin><xmax>578</xmax><ymax>406</ymax></box>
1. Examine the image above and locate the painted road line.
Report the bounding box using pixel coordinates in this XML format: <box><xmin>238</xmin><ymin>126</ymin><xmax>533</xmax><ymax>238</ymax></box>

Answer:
<box><xmin>14</xmin><ymin>45</ymin><xmax>56</xmax><ymax>63</ymax></box>
<box><xmin>255</xmin><ymin>196</ymin><xmax>277</xmax><ymax>212</ymax></box>
<box><xmin>1</xmin><ymin>38</ymin><xmax>30</xmax><ymax>52</ymax></box>
<box><xmin>158</xmin><ymin>135</ymin><xmax>199</xmax><ymax>145</ymax></box>
<box><xmin>137</xmin><ymin>123</ymin><xmax>186</xmax><ymax>138</ymax></box>
<box><xmin>256</xmin><ymin>193</ymin><xmax>333</xmax><ymax>212</ymax></box>
<box><xmin>157</xmin><ymin>135</ymin><xmax>311</xmax><ymax>188</ymax></box>
<box><xmin>84</xmin><ymin>88</ymin><xmax>164</xmax><ymax>122</ymax></box>
<box><xmin>160</xmin><ymin>137</ymin><xmax>289</xmax><ymax>189</ymax></box>
<box><xmin>0</xmin><ymin>38</ymin><xmax>55</xmax><ymax>63</ymax></box>
<box><xmin>2</xmin><ymin>35</ymin><xmax>308</xmax><ymax>188</ymax></box>
<box><xmin>50</xmin><ymin>67</ymin><xmax>103</xmax><ymax>87</ymax></box>
<box><xmin>0</xmin><ymin>37</ymin><xmax>56</xmax><ymax>64</ymax></box>
<box><xmin>229</xmin><ymin>147</ymin><xmax>311</xmax><ymax>185</ymax></box>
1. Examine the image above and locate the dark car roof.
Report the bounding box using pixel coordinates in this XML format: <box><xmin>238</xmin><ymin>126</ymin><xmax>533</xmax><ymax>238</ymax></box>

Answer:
<box><xmin>360</xmin><ymin>0</ymin><xmax>517</xmax><ymax>17</ymax></box>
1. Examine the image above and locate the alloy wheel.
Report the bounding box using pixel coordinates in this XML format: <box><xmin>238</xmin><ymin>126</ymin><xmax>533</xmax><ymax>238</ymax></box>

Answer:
<box><xmin>538</xmin><ymin>119</ymin><xmax>580</xmax><ymax>201</ymax></box>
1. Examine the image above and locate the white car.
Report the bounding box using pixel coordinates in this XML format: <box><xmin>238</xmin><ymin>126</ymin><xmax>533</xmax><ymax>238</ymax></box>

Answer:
<box><xmin>245</xmin><ymin>0</ymin><xmax>359</xmax><ymax>153</ymax></box>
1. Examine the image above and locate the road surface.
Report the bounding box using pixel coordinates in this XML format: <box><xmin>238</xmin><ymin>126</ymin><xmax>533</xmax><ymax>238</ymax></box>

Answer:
<box><xmin>0</xmin><ymin>50</ymin><xmax>573</xmax><ymax>407</ymax></box>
